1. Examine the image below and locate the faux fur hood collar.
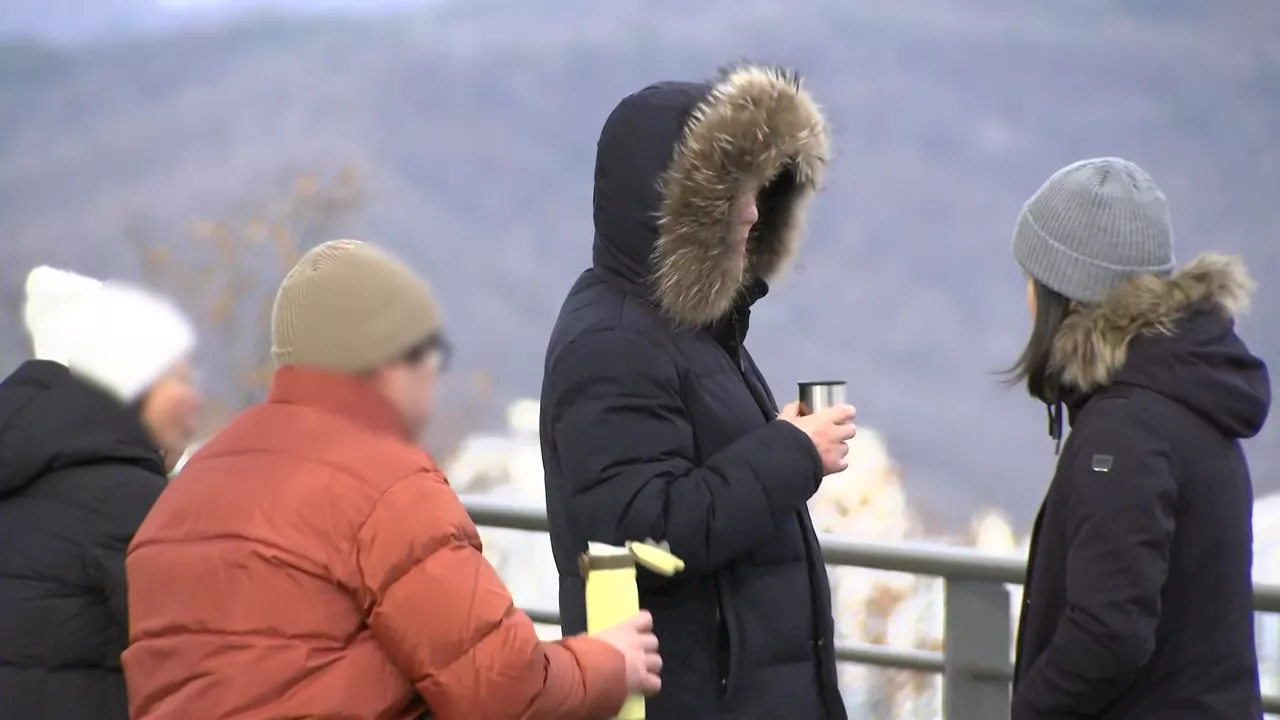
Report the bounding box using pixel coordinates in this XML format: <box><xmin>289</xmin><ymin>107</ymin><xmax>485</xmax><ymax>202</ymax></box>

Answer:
<box><xmin>1051</xmin><ymin>253</ymin><xmax>1256</xmax><ymax>392</ymax></box>
<box><xmin>590</xmin><ymin>64</ymin><xmax>829</xmax><ymax>327</ymax></box>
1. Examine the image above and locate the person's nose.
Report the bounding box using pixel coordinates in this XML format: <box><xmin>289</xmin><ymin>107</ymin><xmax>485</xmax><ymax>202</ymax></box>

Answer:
<box><xmin>742</xmin><ymin>200</ymin><xmax>759</xmax><ymax>227</ymax></box>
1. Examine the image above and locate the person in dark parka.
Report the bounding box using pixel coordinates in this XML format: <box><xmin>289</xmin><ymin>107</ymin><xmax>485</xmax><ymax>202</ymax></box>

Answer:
<box><xmin>0</xmin><ymin>266</ymin><xmax>201</xmax><ymax>720</ymax></box>
<box><xmin>539</xmin><ymin>65</ymin><xmax>856</xmax><ymax>719</ymax></box>
<box><xmin>1007</xmin><ymin>158</ymin><xmax>1270</xmax><ymax>719</ymax></box>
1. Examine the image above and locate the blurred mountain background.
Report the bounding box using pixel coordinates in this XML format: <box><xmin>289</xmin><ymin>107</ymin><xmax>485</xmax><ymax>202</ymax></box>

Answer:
<box><xmin>1</xmin><ymin>0</ymin><xmax>1276</xmax><ymax>529</ymax></box>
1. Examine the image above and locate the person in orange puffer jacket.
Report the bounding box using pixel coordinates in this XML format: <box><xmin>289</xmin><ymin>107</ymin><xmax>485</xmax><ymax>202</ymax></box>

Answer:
<box><xmin>123</xmin><ymin>239</ymin><xmax>661</xmax><ymax>720</ymax></box>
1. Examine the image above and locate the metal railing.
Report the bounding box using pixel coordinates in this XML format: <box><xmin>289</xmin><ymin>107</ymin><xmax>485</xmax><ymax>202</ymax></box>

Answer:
<box><xmin>461</xmin><ymin>494</ymin><xmax>1280</xmax><ymax>718</ymax></box>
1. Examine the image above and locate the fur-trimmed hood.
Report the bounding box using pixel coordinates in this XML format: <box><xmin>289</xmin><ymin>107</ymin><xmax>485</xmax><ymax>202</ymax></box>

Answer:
<box><xmin>1052</xmin><ymin>253</ymin><xmax>1270</xmax><ymax>438</ymax></box>
<box><xmin>591</xmin><ymin>64</ymin><xmax>829</xmax><ymax>327</ymax></box>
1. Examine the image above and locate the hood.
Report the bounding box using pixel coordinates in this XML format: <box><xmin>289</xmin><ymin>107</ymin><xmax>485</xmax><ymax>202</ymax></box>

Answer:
<box><xmin>1052</xmin><ymin>253</ymin><xmax>1271</xmax><ymax>439</ymax></box>
<box><xmin>0</xmin><ymin>360</ymin><xmax>163</xmax><ymax>499</ymax></box>
<box><xmin>592</xmin><ymin>64</ymin><xmax>829</xmax><ymax>327</ymax></box>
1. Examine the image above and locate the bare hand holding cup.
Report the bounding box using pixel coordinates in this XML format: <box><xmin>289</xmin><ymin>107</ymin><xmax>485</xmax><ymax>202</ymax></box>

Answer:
<box><xmin>779</xmin><ymin>401</ymin><xmax>857</xmax><ymax>475</ymax></box>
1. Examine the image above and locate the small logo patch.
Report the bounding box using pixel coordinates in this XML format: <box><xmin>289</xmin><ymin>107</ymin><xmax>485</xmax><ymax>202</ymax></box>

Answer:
<box><xmin>1091</xmin><ymin>454</ymin><xmax>1114</xmax><ymax>472</ymax></box>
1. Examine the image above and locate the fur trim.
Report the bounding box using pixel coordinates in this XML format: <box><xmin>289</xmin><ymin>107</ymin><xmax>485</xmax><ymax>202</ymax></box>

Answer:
<box><xmin>654</xmin><ymin>64</ymin><xmax>829</xmax><ymax>326</ymax></box>
<box><xmin>1051</xmin><ymin>253</ymin><xmax>1255</xmax><ymax>391</ymax></box>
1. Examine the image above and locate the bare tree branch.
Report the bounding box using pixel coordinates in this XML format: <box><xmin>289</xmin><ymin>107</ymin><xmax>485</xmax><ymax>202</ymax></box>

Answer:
<box><xmin>130</xmin><ymin>166</ymin><xmax>364</xmax><ymax>433</ymax></box>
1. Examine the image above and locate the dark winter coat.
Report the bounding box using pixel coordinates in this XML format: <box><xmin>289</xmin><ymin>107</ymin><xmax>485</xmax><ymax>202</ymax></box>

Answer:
<box><xmin>539</xmin><ymin>65</ymin><xmax>847</xmax><ymax>719</ymax></box>
<box><xmin>1013</xmin><ymin>255</ymin><xmax>1271</xmax><ymax>719</ymax></box>
<box><xmin>0</xmin><ymin>360</ymin><xmax>168</xmax><ymax>720</ymax></box>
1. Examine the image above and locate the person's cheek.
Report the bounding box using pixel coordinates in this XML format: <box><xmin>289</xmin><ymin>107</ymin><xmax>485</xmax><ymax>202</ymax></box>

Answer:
<box><xmin>173</xmin><ymin>392</ymin><xmax>201</xmax><ymax>445</ymax></box>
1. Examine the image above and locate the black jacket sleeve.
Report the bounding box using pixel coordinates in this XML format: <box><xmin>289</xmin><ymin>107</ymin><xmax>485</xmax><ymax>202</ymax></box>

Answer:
<box><xmin>546</xmin><ymin>329</ymin><xmax>823</xmax><ymax>581</ymax></box>
<box><xmin>1012</xmin><ymin>397</ymin><xmax>1176</xmax><ymax>718</ymax></box>
<box><xmin>88</xmin><ymin>466</ymin><xmax>167</xmax><ymax>630</ymax></box>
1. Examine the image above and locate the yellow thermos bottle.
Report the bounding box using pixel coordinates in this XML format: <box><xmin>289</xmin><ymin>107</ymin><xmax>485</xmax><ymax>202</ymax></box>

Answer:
<box><xmin>579</xmin><ymin>540</ymin><xmax>685</xmax><ymax>720</ymax></box>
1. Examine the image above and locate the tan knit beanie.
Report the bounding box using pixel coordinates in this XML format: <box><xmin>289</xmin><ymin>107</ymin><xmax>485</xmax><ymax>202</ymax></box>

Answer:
<box><xmin>271</xmin><ymin>239</ymin><xmax>442</xmax><ymax>372</ymax></box>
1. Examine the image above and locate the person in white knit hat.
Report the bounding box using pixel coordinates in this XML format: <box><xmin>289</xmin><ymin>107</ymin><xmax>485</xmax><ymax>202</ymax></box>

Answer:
<box><xmin>0</xmin><ymin>265</ymin><xmax>200</xmax><ymax>720</ymax></box>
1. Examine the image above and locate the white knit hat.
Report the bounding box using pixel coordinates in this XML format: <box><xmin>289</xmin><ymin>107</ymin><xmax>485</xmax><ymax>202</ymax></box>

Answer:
<box><xmin>24</xmin><ymin>266</ymin><xmax>197</xmax><ymax>402</ymax></box>
<box><xmin>24</xmin><ymin>266</ymin><xmax>104</xmax><ymax>364</ymax></box>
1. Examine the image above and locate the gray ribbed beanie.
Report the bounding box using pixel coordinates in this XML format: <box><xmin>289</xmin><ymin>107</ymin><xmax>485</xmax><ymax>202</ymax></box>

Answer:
<box><xmin>1013</xmin><ymin>157</ymin><xmax>1175</xmax><ymax>303</ymax></box>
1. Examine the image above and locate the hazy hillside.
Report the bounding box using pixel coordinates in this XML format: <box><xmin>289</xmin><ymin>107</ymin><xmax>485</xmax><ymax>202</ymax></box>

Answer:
<box><xmin>0</xmin><ymin>0</ymin><xmax>432</xmax><ymax>43</ymax></box>
<box><xmin>0</xmin><ymin>0</ymin><xmax>1276</xmax><ymax>527</ymax></box>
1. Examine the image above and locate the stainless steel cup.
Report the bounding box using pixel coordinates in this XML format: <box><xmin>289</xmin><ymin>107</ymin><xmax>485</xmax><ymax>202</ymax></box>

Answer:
<box><xmin>798</xmin><ymin>381</ymin><xmax>847</xmax><ymax>414</ymax></box>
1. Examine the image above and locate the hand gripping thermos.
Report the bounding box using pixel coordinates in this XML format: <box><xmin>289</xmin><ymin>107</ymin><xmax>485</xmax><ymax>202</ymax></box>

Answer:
<box><xmin>578</xmin><ymin>540</ymin><xmax>685</xmax><ymax>720</ymax></box>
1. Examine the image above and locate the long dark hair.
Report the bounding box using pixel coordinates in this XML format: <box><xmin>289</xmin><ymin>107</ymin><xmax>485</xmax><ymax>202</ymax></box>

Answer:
<box><xmin>1002</xmin><ymin>279</ymin><xmax>1073</xmax><ymax>405</ymax></box>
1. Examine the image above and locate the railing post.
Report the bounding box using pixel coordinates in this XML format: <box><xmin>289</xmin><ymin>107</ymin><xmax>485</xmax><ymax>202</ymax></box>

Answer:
<box><xmin>944</xmin><ymin>578</ymin><xmax>1012</xmax><ymax>720</ymax></box>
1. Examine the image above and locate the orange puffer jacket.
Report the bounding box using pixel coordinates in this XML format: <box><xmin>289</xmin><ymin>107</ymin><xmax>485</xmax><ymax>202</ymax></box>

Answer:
<box><xmin>123</xmin><ymin>366</ymin><xmax>627</xmax><ymax>720</ymax></box>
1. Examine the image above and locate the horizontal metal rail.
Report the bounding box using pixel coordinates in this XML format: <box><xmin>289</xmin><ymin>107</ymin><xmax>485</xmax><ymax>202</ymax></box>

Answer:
<box><xmin>462</xmin><ymin>494</ymin><xmax>1280</xmax><ymax>609</ymax></box>
<box><xmin>462</xmin><ymin>494</ymin><xmax>1280</xmax><ymax>713</ymax></box>
<box><xmin>525</xmin><ymin>603</ymin><xmax>946</xmax><ymax>673</ymax></box>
